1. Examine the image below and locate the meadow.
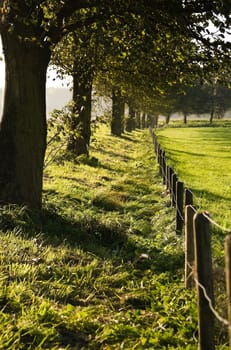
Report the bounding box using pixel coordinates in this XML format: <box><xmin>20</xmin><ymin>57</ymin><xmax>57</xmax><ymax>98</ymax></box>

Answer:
<box><xmin>156</xmin><ymin>123</ymin><xmax>231</xmax><ymax>229</ymax></box>
<box><xmin>0</xmin><ymin>124</ymin><xmax>229</xmax><ymax>349</ymax></box>
<box><xmin>155</xmin><ymin>123</ymin><xmax>231</xmax><ymax>342</ymax></box>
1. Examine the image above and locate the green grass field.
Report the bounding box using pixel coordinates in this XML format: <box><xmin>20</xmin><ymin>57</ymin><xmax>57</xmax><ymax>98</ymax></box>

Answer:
<box><xmin>0</xmin><ymin>125</ymin><xmax>200</xmax><ymax>349</ymax></box>
<box><xmin>156</xmin><ymin>125</ymin><xmax>231</xmax><ymax>229</ymax></box>
<box><xmin>0</xmin><ymin>125</ymin><xmax>228</xmax><ymax>349</ymax></box>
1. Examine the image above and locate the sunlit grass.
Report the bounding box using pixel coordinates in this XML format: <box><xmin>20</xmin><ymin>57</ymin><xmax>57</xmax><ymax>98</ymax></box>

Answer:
<box><xmin>0</xmin><ymin>124</ymin><xmax>206</xmax><ymax>349</ymax></box>
<box><xmin>156</xmin><ymin>126</ymin><xmax>231</xmax><ymax>228</ymax></box>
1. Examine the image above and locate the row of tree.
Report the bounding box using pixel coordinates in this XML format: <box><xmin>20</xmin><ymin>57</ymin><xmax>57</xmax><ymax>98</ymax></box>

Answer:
<box><xmin>0</xmin><ymin>0</ymin><xmax>231</xmax><ymax>208</ymax></box>
<box><xmin>152</xmin><ymin>83</ymin><xmax>231</xmax><ymax>124</ymax></box>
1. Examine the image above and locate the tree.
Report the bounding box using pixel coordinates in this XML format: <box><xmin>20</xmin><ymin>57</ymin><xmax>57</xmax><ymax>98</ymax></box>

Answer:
<box><xmin>0</xmin><ymin>0</ymin><xmax>99</xmax><ymax>208</ymax></box>
<box><xmin>125</xmin><ymin>103</ymin><xmax>136</xmax><ymax>132</ymax></box>
<box><xmin>51</xmin><ymin>23</ymin><xmax>100</xmax><ymax>156</ymax></box>
<box><xmin>0</xmin><ymin>0</ymin><xmax>231</xmax><ymax>208</ymax></box>
<box><xmin>214</xmin><ymin>86</ymin><xmax>231</xmax><ymax>119</ymax></box>
<box><xmin>111</xmin><ymin>88</ymin><xmax>125</xmax><ymax>136</ymax></box>
<box><xmin>165</xmin><ymin>83</ymin><xmax>231</xmax><ymax>124</ymax></box>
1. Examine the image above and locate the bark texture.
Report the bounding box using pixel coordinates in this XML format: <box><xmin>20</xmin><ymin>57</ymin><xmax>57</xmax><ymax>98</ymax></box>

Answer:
<box><xmin>0</xmin><ymin>31</ymin><xmax>50</xmax><ymax>208</ymax></box>
<box><xmin>67</xmin><ymin>58</ymin><xmax>93</xmax><ymax>156</ymax></box>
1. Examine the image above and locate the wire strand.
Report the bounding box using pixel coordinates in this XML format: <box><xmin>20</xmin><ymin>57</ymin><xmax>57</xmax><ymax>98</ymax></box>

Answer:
<box><xmin>187</xmin><ymin>263</ymin><xmax>229</xmax><ymax>328</ymax></box>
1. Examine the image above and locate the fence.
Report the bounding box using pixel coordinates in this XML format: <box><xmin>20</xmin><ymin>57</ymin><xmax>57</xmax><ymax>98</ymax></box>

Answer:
<box><xmin>150</xmin><ymin>127</ymin><xmax>231</xmax><ymax>350</ymax></box>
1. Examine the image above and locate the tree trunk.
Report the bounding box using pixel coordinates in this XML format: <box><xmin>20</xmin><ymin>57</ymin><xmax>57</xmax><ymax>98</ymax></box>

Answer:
<box><xmin>147</xmin><ymin>114</ymin><xmax>158</xmax><ymax>128</ymax></box>
<box><xmin>67</xmin><ymin>58</ymin><xmax>93</xmax><ymax>157</ymax></box>
<box><xmin>125</xmin><ymin>105</ymin><xmax>135</xmax><ymax>132</ymax></box>
<box><xmin>141</xmin><ymin>112</ymin><xmax>146</xmax><ymax>129</ymax></box>
<box><xmin>209</xmin><ymin>110</ymin><xmax>214</xmax><ymax>124</ymax></box>
<box><xmin>183</xmin><ymin>113</ymin><xmax>187</xmax><ymax>124</ymax></box>
<box><xmin>0</xmin><ymin>31</ymin><xmax>50</xmax><ymax>208</ymax></box>
<box><xmin>111</xmin><ymin>88</ymin><xmax>124</xmax><ymax>136</ymax></box>
<box><xmin>166</xmin><ymin>114</ymin><xmax>171</xmax><ymax>124</ymax></box>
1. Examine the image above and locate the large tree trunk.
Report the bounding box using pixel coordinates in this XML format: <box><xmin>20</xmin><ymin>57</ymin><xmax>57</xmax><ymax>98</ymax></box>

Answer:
<box><xmin>67</xmin><ymin>58</ymin><xmax>93</xmax><ymax>157</ymax></box>
<box><xmin>111</xmin><ymin>88</ymin><xmax>124</xmax><ymax>136</ymax></box>
<box><xmin>0</xmin><ymin>31</ymin><xmax>50</xmax><ymax>208</ymax></box>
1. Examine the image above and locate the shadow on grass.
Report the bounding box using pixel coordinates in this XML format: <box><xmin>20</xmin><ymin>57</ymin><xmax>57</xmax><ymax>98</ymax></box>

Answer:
<box><xmin>39</xmin><ymin>207</ymin><xmax>184</xmax><ymax>274</ymax></box>
<box><xmin>0</xmin><ymin>203</ymin><xmax>183</xmax><ymax>275</ymax></box>
<box><xmin>167</xmin><ymin>147</ymin><xmax>231</xmax><ymax>161</ymax></box>
<box><xmin>93</xmin><ymin>145</ymin><xmax>134</xmax><ymax>162</ymax></box>
<box><xmin>120</xmin><ymin>134</ymin><xmax>137</xmax><ymax>142</ymax></box>
<box><xmin>191</xmin><ymin>188</ymin><xmax>231</xmax><ymax>203</ymax></box>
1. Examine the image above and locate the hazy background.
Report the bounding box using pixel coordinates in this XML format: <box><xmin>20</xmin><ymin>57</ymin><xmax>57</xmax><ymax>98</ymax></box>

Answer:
<box><xmin>0</xmin><ymin>37</ymin><xmax>75</xmax><ymax>118</ymax></box>
<box><xmin>0</xmin><ymin>38</ymin><xmax>112</xmax><ymax>119</ymax></box>
<box><xmin>0</xmin><ymin>87</ymin><xmax>72</xmax><ymax>117</ymax></box>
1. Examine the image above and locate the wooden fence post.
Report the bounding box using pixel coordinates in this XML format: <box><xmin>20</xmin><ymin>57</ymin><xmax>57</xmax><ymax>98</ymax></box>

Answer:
<box><xmin>166</xmin><ymin>165</ymin><xmax>170</xmax><ymax>191</ymax></box>
<box><xmin>176</xmin><ymin>181</ymin><xmax>184</xmax><ymax>234</ymax></box>
<box><xmin>157</xmin><ymin>147</ymin><xmax>162</xmax><ymax>176</ymax></box>
<box><xmin>156</xmin><ymin>143</ymin><xmax>160</xmax><ymax>163</ymax></box>
<box><xmin>168</xmin><ymin>167</ymin><xmax>174</xmax><ymax>199</ymax></box>
<box><xmin>171</xmin><ymin>173</ymin><xmax>178</xmax><ymax>207</ymax></box>
<box><xmin>225</xmin><ymin>235</ymin><xmax>231</xmax><ymax>349</ymax></box>
<box><xmin>193</xmin><ymin>213</ymin><xmax>214</xmax><ymax>350</ymax></box>
<box><xmin>185</xmin><ymin>188</ymin><xmax>193</xmax><ymax>206</ymax></box>
<box><xmin>185</xmin><ymin>205</ymin><xmax>196</xmax><ymax>288</ymax></box>
<box><xmin>154</xmin><ymin>137</ymin><xmax>158</xmax><ymax>155</ymax></box>
<box><xmin>161</xmin><ymin>150</ymin><xmax>166</xmax><ymax>185</ymax></box>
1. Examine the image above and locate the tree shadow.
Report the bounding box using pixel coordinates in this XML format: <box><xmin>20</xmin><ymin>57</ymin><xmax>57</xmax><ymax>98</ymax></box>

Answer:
<box><xmin>0</xmin><ymin>201</ymin><xmax>183</xmax><ymax>275</ymax></box>
<box><xmin>39</xmin><ymin>205</ymin><xmax>184</xmax><ymax>275</ymax></box>
<box><xmin>120</xmin><ymin>134</ymin><xmax>137</xmax><ymax>142</ymax></box>
<box><xmin>192</xmin><ymin>188</ymin><xmax>231</xmax><ymax>202</ymax></box>
<box><xmin>93</xmin><ymin>145</ymin><xmax>133</xmax><ymax>162</ymax></box>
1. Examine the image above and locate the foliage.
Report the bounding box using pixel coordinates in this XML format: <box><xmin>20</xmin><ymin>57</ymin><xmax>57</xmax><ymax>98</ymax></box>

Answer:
<box><xmin>163</xmin><ymin>84</ymin><xmax>231</xmax><ymax>120</ymax></box>
<box><xmin>1</xmin><ymin>0</ymin><xmax>231</xmax><ymax>208</ymax></box>
<box><xmin>50</xmin><ymin>1</ymin><xmax>231</xmax><ymax>116</ymax></box>
<box><xmin>45</xmin><ymin>101</ymin><xmax>96</xmax><ymax>165</ymax></box>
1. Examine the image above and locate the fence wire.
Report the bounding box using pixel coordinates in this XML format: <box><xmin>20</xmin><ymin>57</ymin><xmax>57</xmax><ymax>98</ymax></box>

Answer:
<box><xmin>187</xmin><ymin>262</ymin><xmax>229</xmax><ymax>329</ymax></box>
<box><xmin>154</xmin><ymin>132</ymin><xmax>231</xmax><ymax>234</ymax></box>
<box><xmin>151</xmin><ymin>129</ymin><xmax>231</xmax><ymax>339</ymax></box>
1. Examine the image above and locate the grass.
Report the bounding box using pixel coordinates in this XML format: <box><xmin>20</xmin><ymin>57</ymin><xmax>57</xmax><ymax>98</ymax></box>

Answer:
<box><xmin>0</xmin><ymin>124</ymin><xmax>228</xmax><ymax>349</ymax></box>
<box><xmin>156</xmin><ymin>125</ymin><xmax>231</xmax><ymax>229</ymax></box>
<box><xmin>155</xmin><ymin>123</ymin><xmax>231</xmax><ymax>345</ymax></box>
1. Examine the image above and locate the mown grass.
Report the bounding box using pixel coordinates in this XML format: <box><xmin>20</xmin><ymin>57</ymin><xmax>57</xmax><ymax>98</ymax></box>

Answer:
<box><xmin>0</xmin><ymin>124</ymin><xmax>227</xmax><ymax>349</ymax></box>
<box><xmin>156</xmin><ymin>124</ymin><xmax>231</xmax><ymax>228</ymax></box>
<box><xmin>155</xmin><ymin>123</ymin><xmax>231</xmax><ymax>344</ymax></box>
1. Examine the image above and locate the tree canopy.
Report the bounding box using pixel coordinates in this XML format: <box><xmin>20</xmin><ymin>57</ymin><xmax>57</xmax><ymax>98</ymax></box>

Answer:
<box><xmin>0</xmin><ymin>0</ymin><xmax>231</xmax><ymax>208</ymax></box>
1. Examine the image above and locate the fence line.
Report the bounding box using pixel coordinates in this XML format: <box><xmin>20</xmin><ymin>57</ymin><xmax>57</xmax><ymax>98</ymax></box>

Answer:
<box><xmin>202</xmin><ymin>212</ymin><xmax>231</xmax><ymax>234</ymax></box>
<box><xmin>149</xmin><ymin>127</ymin><xmax>231</xmax><ymax>349</ymax></box>
<box><xmin>195</xmin><ymin>274</ymin><xmax>229</xmax><ymax>328</ymax></box>
<box><xmin>150</xmin><ymin>128</ymin><xmax>231</xmax><ymax>234</ymax></box>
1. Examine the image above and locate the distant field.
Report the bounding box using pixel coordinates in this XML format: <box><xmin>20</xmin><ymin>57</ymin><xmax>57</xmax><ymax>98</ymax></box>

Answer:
<box><xmin>156</xmin><ymin>125</ymin><xmax>231</xmax><ymax>228</ymax></box>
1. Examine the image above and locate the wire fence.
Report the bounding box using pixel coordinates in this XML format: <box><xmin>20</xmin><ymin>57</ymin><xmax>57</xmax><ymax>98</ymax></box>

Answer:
<box><xmin>149</xmin><ymin>127</ymin><xmax>231</xmax><ymax>350</ymax></box>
